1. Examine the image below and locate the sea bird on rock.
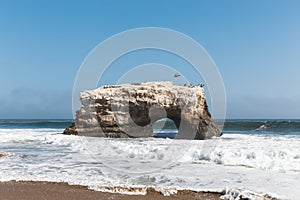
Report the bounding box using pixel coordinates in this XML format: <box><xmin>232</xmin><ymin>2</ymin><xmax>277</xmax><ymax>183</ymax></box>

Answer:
<box><xmin>174</xmin><ymin>72</ymin><xmax>181</xmax><ymax>78</ymax></box>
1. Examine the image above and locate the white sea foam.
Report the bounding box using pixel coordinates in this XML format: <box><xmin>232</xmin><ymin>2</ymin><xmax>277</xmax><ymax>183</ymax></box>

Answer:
<box><xmin>183</xmin><ymin>134</ymin><xmax>300</xmax><ymax>172</ymax></box>
<box><xmin>0</xmin><ymin>128</ymin><xmax>299</xmax><ymax>199</ymax></box>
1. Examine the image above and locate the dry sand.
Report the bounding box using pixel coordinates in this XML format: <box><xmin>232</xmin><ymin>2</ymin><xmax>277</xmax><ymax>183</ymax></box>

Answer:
<box><xmin>0</xmin><ymin>181</ymin><xmax>222</xmax><ymax>200</ymax></box>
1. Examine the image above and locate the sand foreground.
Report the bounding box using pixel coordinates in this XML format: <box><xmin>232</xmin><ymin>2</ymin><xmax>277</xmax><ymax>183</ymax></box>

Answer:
<box><xmin>0</xmin><ymin>181</ymin><xmax>222</xmax><ymax>200</ymax></box>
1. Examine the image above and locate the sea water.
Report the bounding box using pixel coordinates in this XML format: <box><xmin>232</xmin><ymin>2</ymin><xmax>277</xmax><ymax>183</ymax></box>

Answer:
<box><xmin>0</xmin><ymin>119</ymin><xmax>299</xmax><ymax>200</ymax></box>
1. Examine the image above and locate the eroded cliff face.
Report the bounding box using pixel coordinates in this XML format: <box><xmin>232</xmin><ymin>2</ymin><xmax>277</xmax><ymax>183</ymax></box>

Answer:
<box><xmin>64</xmin><ymin>81</ymin><xmax>221</xmax><ymax>139</ymax></box>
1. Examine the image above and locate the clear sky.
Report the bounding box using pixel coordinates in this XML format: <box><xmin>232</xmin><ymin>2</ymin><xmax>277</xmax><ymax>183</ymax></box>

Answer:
<box><xmin>0</xmin><ymin>0</ymin><xmax>300</xmax><ymax>119</ymax></box>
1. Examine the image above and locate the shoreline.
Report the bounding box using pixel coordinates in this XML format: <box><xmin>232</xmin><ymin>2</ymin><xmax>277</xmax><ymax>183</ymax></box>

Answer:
<box><xmin>0</xmin><ymin>181</ymin><xmax>223</xmax><ymax>200</ymax></box>
<box><xmin>0</xmin><ymin>181</ymin><xmax>279</xmax><ymax>200</ymax></box>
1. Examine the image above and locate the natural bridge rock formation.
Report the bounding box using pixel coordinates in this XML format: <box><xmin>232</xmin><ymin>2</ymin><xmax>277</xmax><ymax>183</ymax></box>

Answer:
<box><xmin>64</xmin><ymin>82</ymin><xmax>221</xmax><ymax>139</ymax></box>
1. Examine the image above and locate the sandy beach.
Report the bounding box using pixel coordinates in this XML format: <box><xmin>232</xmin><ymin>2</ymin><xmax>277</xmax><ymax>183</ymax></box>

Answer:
<box><xmin>0</xmin><ymin>181</ymin><xmax>223</xmax><ymax>200</ymax></box>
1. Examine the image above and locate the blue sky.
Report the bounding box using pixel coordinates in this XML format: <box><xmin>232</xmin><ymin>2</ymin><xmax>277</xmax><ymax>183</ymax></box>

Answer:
<box><xmin>0</xmin><ymin>0</ymin><xmax>300</xmax><ymax>119</ymax></box>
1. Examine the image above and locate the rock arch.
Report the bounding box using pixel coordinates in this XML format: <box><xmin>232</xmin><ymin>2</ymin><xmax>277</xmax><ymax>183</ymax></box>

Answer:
<box><xmin>63</xmin><ymin>82</ymin><xmax>221</xmax><ymax>139</ymax></box>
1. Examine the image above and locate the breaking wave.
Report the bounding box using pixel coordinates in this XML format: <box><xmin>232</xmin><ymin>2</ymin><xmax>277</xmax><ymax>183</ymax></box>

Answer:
<box><xmin>223</xmin><ymin>119</ymin><xmax>300</xmax><ymax>134</ymax></box>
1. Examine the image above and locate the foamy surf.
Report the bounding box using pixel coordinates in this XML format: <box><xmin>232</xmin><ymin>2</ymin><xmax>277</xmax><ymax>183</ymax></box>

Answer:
<box><xmin>0</xmin><ymin>126</ymin><xmax>299</xmax><ymax>199</ymax></box>
<box><xmin>89</xmin><ymin>185</ymin><xmax>277</xmax><ymax>200</ymax></box>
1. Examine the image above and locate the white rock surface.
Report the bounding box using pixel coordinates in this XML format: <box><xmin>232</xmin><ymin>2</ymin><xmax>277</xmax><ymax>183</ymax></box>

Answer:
<box><xmin>64</xmin><ymin>81</ymin><xmax>221</xmax><ymax>139</ymax></box>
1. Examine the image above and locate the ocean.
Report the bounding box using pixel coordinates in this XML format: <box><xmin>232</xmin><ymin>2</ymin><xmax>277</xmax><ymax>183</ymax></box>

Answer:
<box><xmin>0</xmin><ymin>119</ymin><xmax>299</xmax><ymax>200</ymax></box>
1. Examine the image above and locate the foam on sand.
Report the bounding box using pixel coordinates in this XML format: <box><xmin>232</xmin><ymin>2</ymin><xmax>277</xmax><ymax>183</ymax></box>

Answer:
<box><xmin>0</xmin><ymin>128</ymin><xmax>299</xmax><ymax>199</ymax></box>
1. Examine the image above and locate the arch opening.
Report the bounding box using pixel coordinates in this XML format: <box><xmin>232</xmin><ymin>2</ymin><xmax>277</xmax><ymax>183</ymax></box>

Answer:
<box><xmin>152</xmin><ymin>118</ymin><xmax>178</xmax><ymax>139</ymax></box>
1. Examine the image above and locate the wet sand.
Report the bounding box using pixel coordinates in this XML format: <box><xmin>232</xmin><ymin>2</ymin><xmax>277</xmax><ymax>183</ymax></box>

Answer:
<box><xmin>0</xmin><ymin>181</ymin><xmax>222</xmax><ymax>200</ymax></box>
